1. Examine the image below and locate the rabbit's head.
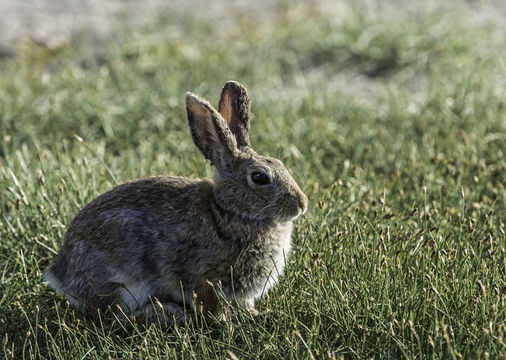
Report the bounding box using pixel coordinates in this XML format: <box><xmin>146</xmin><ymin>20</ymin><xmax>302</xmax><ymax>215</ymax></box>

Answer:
<box><xmin>186</xmin><ymin>81</ymin><xmax>308</xmax><ymax>223</ymax></box>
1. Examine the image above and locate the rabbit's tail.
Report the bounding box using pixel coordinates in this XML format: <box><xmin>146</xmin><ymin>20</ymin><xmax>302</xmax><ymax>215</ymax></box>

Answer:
<box><xmin>44</xmin><ymin>255</ymin><xmax>83</xmax><ymax>307</ymax></box>
<box><xmin>44</xmin><ymin>256</ymin><xmax>66</xmax><ymax>292</ymax></box>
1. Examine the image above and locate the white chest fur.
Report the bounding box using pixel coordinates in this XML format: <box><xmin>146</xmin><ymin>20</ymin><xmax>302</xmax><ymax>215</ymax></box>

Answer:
<box><xmin>257</xmin><ymin>221</ymin><xmax>294</xmax><ymax>295</ymax></box>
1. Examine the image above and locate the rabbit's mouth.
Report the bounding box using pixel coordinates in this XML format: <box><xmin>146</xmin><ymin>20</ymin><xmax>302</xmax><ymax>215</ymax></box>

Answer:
<box><xmin>289</xmin><ymin>208</ymin><xmax>306</xmax><ymax>222</ymax></box>
<box><xmin>271</xmin><ymin>192</ymin><xmax>308</xmax><ymax>223</ymax></box>
<box><xmin>291</xmin><ymin>207</ymin><xmax>306</xmax><ymax>221</ymax></box>
<box><xmin>269</xmin><ymin>205</ymin><xmax>306</xmax><ymax>223</ymax></box>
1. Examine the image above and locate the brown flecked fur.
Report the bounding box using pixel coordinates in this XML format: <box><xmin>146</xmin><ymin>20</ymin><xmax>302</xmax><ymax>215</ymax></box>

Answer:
<box><xmin>44</xmin><ymin>81</ymin><xmax>308</xmax><ymax>326</ymax></box>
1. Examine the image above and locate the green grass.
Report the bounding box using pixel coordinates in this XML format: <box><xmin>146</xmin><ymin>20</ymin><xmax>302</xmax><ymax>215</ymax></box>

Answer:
<box><xmin>1</xmin><ymin>1</ymin><xmax>505</xmax><ymax>358</ymax></box>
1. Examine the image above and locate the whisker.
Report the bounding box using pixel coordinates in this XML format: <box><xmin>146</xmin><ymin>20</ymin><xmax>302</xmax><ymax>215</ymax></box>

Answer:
<box><xmin>253</xmin><ymin>202</ymin><xmax>277</xmax><ymax>218</ymax></box>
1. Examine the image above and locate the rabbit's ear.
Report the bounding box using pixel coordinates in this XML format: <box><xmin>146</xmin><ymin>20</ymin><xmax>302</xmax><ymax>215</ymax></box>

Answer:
<box><xmin>218</xmin><ymin>81</ymin><xmax>251</xmax><ymax>148</ymax></box>
<box><xmin>186</xmin><ymin>92</ymin><xmax>238</xmax><ymax>167</ymax></box>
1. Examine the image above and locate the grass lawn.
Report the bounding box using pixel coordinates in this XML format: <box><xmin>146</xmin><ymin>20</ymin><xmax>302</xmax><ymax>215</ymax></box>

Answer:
<box><xmin>1</xmin><ymin>1</ymin><xmax>505</xmax><ymax>358</ymax></box>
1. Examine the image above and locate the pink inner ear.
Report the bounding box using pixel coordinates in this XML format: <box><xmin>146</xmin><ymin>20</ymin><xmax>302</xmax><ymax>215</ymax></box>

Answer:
<box><xmin>187</xmin><ymin>97</ymin><xmax>211</xmax><ymax>119</ymax></box>
<box><xmin>219</xmin><ymin>92</ymin><xmax>233</xmax><ymax>127</ymax></box>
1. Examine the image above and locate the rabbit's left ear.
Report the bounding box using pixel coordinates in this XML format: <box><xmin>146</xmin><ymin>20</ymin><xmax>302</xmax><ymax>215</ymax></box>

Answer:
<box><xmin>218</xmin><ymin>81</ymin><xmax>251</xmax><ymax>148</ymax></box>
<box><xmin>186</xmin><ymin>92</ymin><xmax>238</xmax><ymax>168</ymax></box>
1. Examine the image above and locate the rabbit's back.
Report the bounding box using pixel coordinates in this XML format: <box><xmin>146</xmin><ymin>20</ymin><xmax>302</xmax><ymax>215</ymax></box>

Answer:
<box><xmin>45</xmin><ymin>176</ymin><xmax>231</xmax><ymax>309</ymax></box>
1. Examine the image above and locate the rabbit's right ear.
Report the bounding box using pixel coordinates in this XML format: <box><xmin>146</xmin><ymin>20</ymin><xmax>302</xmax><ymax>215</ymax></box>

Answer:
<box><xmin>186</xmin><ymin>92</ymin><xmax>238</xmax><ymax>168</ymax></box>
<box><xmin>218</xmin><ymin>81</ymin><xmax>251</xmax><ymax>148</ymax></box>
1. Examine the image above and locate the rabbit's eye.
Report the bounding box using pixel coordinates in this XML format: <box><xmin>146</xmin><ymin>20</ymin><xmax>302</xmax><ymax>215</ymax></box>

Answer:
<box><xmin>251</xmin><ymin>171</ymin><xmax>272</xmax><ymax>185</ymax></box>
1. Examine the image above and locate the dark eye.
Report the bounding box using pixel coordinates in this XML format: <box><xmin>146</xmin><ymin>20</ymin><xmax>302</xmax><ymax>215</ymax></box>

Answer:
<box><xmin>251</xmin><ymin>171</ymin><xmax>272</xmax><ymax>185</ymax></box>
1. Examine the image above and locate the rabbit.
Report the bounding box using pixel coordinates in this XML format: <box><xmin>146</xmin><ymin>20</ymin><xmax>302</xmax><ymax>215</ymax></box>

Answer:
<box><xmin>44</xmin><ymin>81</ymin><xmax>308</xmax><ymax>326</ymax></box>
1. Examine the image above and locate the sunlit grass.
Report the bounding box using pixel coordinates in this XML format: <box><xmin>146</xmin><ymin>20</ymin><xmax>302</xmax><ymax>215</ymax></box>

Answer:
<box><xmin>1</xmin><ymin>1</ymin><xmax>505</xmax><ymax>358</ymax></box>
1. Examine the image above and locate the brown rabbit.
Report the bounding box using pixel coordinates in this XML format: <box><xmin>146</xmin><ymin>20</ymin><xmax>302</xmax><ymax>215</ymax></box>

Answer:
<box><xmin>44</xmin><ymin>81</ymin><xmax>308</xmax><ymax>325</ymax></box>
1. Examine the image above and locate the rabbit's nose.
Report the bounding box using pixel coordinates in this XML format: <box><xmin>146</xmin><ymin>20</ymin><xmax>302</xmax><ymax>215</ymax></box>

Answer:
<box><xmin>298</xmin><ymin>193</ymin><xmax>309</xmax><ymax>214</ymax></box>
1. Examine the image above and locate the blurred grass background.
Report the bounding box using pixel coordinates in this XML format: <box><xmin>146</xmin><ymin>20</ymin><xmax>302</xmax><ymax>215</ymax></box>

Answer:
<box><xmin>0</xmin><ymin>0</ymin><xmax>505</xmax><ymax>358</ymax></box>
